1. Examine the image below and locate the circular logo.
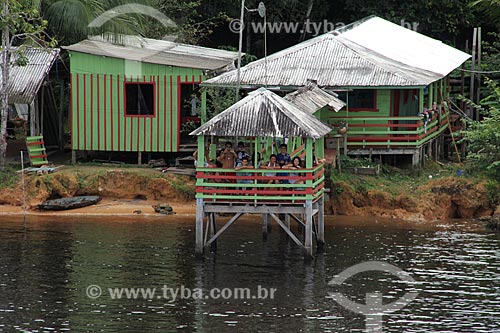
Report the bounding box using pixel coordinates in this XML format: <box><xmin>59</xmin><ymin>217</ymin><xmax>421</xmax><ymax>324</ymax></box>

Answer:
<box><xmin>86</xmin><ymin>4</ymin><xmax>178</xmax><ymax>61</ymax></box>
<box><xmin>229</xmin><ymin>18</ymin><xmax>244</xmax><ymax>34</ymax></box>
<box><xmin>328</xmin><ymin>261</ymin><xmax>419</xmax><ymax>331</ymax></box>
<box><xmin>86</xmin><ymin>284</ymin><xmax>103</xmax><ymax>299</ymax></box>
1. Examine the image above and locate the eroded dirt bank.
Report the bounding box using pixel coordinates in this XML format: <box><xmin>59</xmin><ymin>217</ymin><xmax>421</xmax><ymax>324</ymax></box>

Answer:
<box><xmin>0</xmin><ymin>167</ymin><xmax>495</xmax><ymax>222</ymax></box>
<box><xmin>328</xmin><ymin>177</ymin><xmax>495</xmax><ymax>222</ymax></box>
<box><xmin>0</xmin><ymin>167</ymin><xmax>194</xmax><ymax>209</ymax></box>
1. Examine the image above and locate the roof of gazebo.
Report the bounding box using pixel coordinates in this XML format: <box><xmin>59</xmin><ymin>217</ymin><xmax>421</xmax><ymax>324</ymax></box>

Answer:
<box><xmin>190</xmin><ymin>88</ymin><xmax>331</xmax><ymax>139</ymax></box>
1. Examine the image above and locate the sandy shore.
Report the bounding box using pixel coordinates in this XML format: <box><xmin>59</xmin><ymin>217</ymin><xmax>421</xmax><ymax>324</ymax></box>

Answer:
<box><xmin>0</xmin><ymin>198</ymin><xmax>197</xmax><ymax>222</ymax></box>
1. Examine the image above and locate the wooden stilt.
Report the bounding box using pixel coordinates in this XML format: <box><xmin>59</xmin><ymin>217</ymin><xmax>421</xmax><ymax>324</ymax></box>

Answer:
<box><xmin>210</xmin><ymin>213</ymin><xmax>217</xmax><ymax>252</ymax></box>
<box><xmin>317</xmin><ymin>195</ymin><xmax>325</xmax><ymax>252</ymax></box>
<box><xmin>304</xmin><ymin>200</ymin><xmax>313</xmax><ymax>259</ymax></box>
<box><xmin>195</xmin><ymin>199</ymin><xmax>204</xmax><ymax>257</ymax></box>
<box><xmin>285</xmin><ymin>214</ymin><xmax>291</xmax><ymax>229</ymax></box>
<box><xmin>138</xmin><ymin>151</ymin><xmax>142</xmax><ymax>165</ymax></box>
<box><xmin>72</xmin><ymin>150</ymin><xmax>76</xmax><ymax>164</ymax></box>
<box><xmin>262</xmin><ymin>213</ymin><xmax>269</xmax><ymax>241</ymax></box>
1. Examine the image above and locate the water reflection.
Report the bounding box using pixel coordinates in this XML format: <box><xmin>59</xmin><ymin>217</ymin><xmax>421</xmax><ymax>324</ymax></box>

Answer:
<box><xmin>0</xmin><ymin>217</ymin><xmax>498</xmax><ymax>332</ymax></box>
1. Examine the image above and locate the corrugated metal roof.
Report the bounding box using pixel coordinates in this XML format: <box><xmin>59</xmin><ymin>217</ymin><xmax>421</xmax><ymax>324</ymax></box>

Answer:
<box><xmin>284</xmin><ymin>82</ymin><xmax>345</xmax><ymax>113</ymax></box>
<box><xmin>190</xmin><ymin>87</ymin><xmax>332</xmax><ymax>139</ymax></box>
<box><xmin>203</xmin><ymin>16</ymin><xmax>470</xmax><ymax>88</ymax></box>
<box><xmin>64</xmin><ymin>35</ymin><xmax>239</xmax><ymax>71</ymax></box>
<box><xmin>338</xmin><ymin>16</ymin><xmax>470</xmax><ymax>77</ymax></box>
<box><xmin>0</xmin><ymin>47</ymin><xmax>60</xmax><ymax>104</ymax></box>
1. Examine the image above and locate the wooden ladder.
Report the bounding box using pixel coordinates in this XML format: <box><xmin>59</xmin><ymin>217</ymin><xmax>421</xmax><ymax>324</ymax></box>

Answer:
<box><xmin>26</xmin><ymin>136</ymin><xmax>49</xmax><ymax>166</ymax></box>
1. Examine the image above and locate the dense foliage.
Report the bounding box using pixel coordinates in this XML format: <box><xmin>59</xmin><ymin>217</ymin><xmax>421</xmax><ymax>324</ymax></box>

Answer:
<box><xmin>462</xmin><ymin>79</ymin><xmax>500</xmax><ymax>179</ymax></box>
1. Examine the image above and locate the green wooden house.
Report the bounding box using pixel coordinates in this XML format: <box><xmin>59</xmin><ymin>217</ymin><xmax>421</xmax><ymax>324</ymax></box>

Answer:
<box><xmin>203</xmin><ymin>16</ymin><xmax>470</xmax><ymax>166</ymax></box>
<box><xmin>64</xmin><ymin>36</ymin><xmax>238</xmax><ymax>162</ymax></box>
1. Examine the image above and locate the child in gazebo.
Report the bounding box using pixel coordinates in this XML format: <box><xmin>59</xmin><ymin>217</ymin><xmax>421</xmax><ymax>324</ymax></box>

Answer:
<box><xmin>261</xmin><ymin>154</ymin><xmax>281</xmax><ymax>184</ymax></box>
<box><xmin>235</xmin><ymin>156</ymin><xmax>254</xmax><ymax>190</ymax></box>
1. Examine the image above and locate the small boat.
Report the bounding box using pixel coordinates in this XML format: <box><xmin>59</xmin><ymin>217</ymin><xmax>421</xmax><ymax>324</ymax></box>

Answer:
<box><xmin>38</xmin><ymin>196</ymin><xmax>101</xmax><ymax>211</ymax></box>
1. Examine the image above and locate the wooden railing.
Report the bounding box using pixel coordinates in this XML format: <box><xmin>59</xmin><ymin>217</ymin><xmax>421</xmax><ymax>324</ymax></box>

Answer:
<box><xmin>329</xmin><ymin>110</ymin><xmax>449</xmax><ymax>149</ymax></box>
<box><xmin>195</xmin><ymin>164</ymin><xmax>324</xmax><ymax>204</ymax></box>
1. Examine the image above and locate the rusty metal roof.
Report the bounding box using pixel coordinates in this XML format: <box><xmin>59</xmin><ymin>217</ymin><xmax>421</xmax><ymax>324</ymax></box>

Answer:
<box><xmin>0</xmin><ymin>47</ymin><xmax>60</xmax><ymax>104</ymax></box>
<box><xmin>203</xmin><ymin>16</ymin><xmax>470</xmax><ymax>88</ymax></box>
<box><xmin>64</xmin><ymin>35</ymin><xmax>239</xmax><ymax>71</ymax></box>
<box><xmin>190</xmin><ymin>88</ymin><xmax>332</xmax><ymax>139</ymax></box>
<box><xmin>284</xmin><ymin>82</ymin><xmax>345</xmax><ymax>113</ymax></box>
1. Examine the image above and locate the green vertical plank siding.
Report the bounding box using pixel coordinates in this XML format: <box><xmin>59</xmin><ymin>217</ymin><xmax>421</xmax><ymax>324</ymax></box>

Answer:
<box><xmin>69</xmin><ymin>51</ymin><xmax>203</xmax><ymax>153</ymax></box>
<box><xmin>376</xmin><ymin>89</ymin><xmax>391</xmax><ymax>116</ymax></box>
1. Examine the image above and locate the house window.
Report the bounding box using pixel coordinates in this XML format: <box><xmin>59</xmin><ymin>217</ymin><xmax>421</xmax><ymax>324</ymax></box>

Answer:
<box><xmin>125</xmin><ymin>82</ymin><xmax>155</xmax><ymax>116</ymax></box>
<box><xmin>180</xmin><ymin>83</ymin><xmax>201</xmax><ymax>118</ymax></box>
<box><xmin>337</xmin><ymin>89</ymin><xmax>377</xmax><ymax>110</ymax></box>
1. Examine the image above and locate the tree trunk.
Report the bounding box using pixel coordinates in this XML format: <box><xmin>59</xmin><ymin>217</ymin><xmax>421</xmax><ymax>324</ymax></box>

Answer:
<box><xmin>0</xmin><ymin>1</ymin><xmax>10</xmax><ymax>169</ymax></box>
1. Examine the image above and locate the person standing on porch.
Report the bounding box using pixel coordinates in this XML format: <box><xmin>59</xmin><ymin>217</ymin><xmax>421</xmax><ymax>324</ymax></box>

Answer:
<box><xmin>217</xmin><ymin>142</ymin><xmax>237</xmax><ymax>169</ymax></box>
<box><xmin>277</xmin><ymin>144</ymin><xmax>291</xmax><ymax>184</ymax></box>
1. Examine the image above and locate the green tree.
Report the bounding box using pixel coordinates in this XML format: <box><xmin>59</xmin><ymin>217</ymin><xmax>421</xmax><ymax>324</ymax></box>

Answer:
<box><xmin>42</xmin><ymin>0</ymin><xmax>152</xmax><ymax>45</ymax></box>
<box><xmin>150</xmin><ymin>0</ymin><xmax>230</xmax><ymax>44</ymax></box>
<box><xmin>471</xmin><ymin>0</ymin><xmax>500</xmax><ymax>28</ymax></box>
<box><xmin>462</xmin><ymin>79</ymin><xmax>500</xmax><ymax>179</ymax></box>
<box><xmin>1</xmin><ymin>0</ymin><xmax>54</xmax><ymax>169</ymax></box>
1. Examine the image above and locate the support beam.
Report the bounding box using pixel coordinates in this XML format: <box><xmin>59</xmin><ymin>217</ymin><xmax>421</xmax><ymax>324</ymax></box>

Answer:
<box><xmin>317</xmin><ymin>195</ymin><xmax>325</xmax><ymax>251</ymax></box>
<box><xmin>304</xmin><ymin>200</ymin><xmax>313</xmax><ymax>259</ymax></box>
<box><xmin>269</xmin><ymin>213</ymin><xmax>304</xmax><ymax>248</ymax></box>
<box><xmin>138</xmin><ymin>151</ymin><xmax>142</xmax><ymax>165</ymax></box>
<box><xmin>195</xmin><ymin>199</ymin><xmax>204</xmax><ymax>256</ymax></box>
<box><xmin>262</xmin><ymin>213</ymin><xmax>269</xmax><ymax>240</ymax></box>
<box><xmin>206</xmin><ymin>213</ymin><xmax>217</xmax><ymax>252</ymax></box>
<box><xmin>206</xmin><ymin>212</ymin><xmax>243</xmax><ymax>246</ymax></box>
<box><xmin>289</xmin><ymin>212</ymin><xmax>305</xmax><ymax>228</ymax></box>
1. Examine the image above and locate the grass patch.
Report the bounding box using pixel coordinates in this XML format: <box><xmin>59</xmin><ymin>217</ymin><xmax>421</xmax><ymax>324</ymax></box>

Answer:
<box><xmin>170</xmin><ymin>177</ymin><xmax>195</xmax><ymax>200</ymax></box>
<box><xmin>0</xmin><ymin>167</ymin><xmax>19</xmax><ymax>189</ymax></box>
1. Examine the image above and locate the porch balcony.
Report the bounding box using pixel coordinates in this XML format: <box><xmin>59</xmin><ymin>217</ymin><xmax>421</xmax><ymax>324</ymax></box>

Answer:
<box><xmin>329</xmin><ymin>109</ymin><xmax>449</xmax><ymax>149</ymax></box>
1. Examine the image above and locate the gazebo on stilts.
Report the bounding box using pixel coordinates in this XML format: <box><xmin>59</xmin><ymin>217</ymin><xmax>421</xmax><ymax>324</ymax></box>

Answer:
<box><xmin>190</xmin><ymin>88</ymin><xmax>332</xmax><ymax>258</ymax></box>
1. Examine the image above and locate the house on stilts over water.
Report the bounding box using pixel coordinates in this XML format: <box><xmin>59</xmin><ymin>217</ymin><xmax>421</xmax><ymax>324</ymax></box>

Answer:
<box><xmin>203</xmin><ymin>16</ymin><xmax>471</xmax><ymax>166</ymax></box>
<box><xmin>190</xmin><ymin>87</ymin><xmax>332</xmax><ymax>258</ymax></box>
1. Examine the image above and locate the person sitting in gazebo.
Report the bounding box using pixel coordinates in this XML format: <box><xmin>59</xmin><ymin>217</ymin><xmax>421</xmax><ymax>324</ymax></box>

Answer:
<box><xmin>235</xmin><ymin>156</ymin><xmax>254</xmax><ymax>190</ymax></box>
<box><xmin>261</xmin><ymin>154</ymin><xmax>281</xmax><ymax>184</ymax></box>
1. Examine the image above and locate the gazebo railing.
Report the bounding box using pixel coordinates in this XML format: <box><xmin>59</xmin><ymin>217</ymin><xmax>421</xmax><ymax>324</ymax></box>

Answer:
<box><xmin>195</xmin><ymin>164</ymin><xmax>324</xmax><ymax>204</ymax></box>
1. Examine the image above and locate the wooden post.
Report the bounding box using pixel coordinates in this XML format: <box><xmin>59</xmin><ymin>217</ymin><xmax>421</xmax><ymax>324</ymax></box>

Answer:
<box><xmin>207</xmin><ymin>212</ymin><xmax>217</xmax><ymax>252</ymax></box>
<box><xmin>470</xmin><ymin>27</ymin><xmax>477</xmax><ymax>120</ymax></box>
<box><xmin>305</xmin><ymin>200</ymin><xmax>313</xmax><ymax>259</ymax></box>
<box><xmin>72</xmin><ymin>150</ymin><xmax>76</xmax><ymax>164</ymax></box>
<box><xmin>201</xmin><ymin>88</ymin><xmax>207</xmax><ymax>124</ymax></box>
<box><xmin>262</xmin><ymin>213</ymin><xmax>268</xmax><ymax>240</ymax></box>
<box><xmin>197</xmin><ymin>135</ymin><xmax>205</xmax><ymax>166</ymax></box>
<box><xmin>412</xmin><ymin>149</ymin><xmax>420</xmax><ymax>168</ymax></box>
<box><xmin>30</xmin><ymin>101</ymin><xmax>36</xmax><ymax>136</ymax></box>
<box><xmin>59</xmin><ymin>79</ymin><xmax>64</xmax><ymax>152</ymax></box>
<box><xmin>40</xmin><ymin>84</ymin><xmax>45</xmax><ymax>136</ymax></box>
<box><xmin>138</xmin><ymin>151</ymin><xmax>142</xmax><ymax>165</ymax></box>
<box><xmin>476</xmin><ymin>27</ymin><xmax>482</xmax><ymax>108</ymax></box>
<box><xmin>285</xmin><ymin>214</ymin><xmax>290</xmax><ymax>229</ymax></box>
<box><xmin>304</xmin><ymin>138</ymin><xmax>314</xmax><ymax>259</ymax></box>
<box><xmin>317</xmin><ymin>195</ymin><xmax>325</xmax><ymax>251</ymax></box>
<box><xmin>195</xmin><ymin>198</ymin><xmax>204</xmax><ymax>256</ymax></box>
<box><xmin>460</xmin><ymin>63</ymin><xmax>465</xmax><ymax>114</ymax></box>
<box><xmin>429</xmin><ymin>82</ymin><xmax>433</xmax><ymax>108</ymax></box>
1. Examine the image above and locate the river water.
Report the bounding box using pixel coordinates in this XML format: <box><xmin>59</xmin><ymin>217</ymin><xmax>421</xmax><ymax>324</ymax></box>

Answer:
<box><xmin>0</xmin><ymin>216</ymin><xmax>499</xmax><ymax>332</ymax></box>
